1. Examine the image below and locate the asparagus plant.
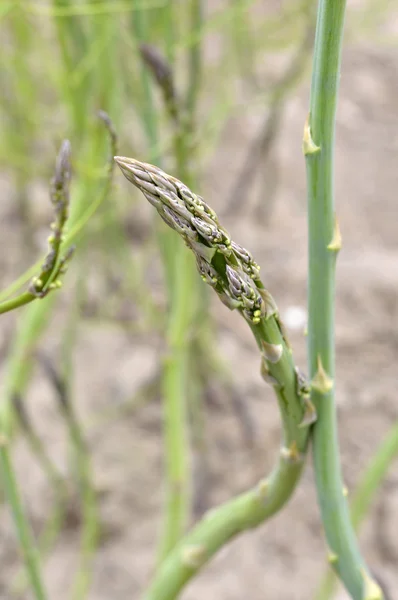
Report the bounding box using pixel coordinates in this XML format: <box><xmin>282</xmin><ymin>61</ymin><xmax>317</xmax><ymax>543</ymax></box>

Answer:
<box><xmin>115</xmin><ymin>156</ymin><xmax>314</xmax><ymax>599</ymax></box>
<box><xmin>304</xmin><ymin>1</ymin><xmax>383</xmax><ymax>599</ymax></box>
<box><xmin>0</xmin><ymin>116</ymin><xmax>116</xmax><ymax>600</ymax></box>
<box><xmin>315</xmin><ymin>419</ymin><xmax>398</xmax><ymax>600</ymax></box>
<box><xmin>0</xmin><ymin>140</ymin><xmax>74</xmax><ymax>316</ymax></box>
<box><xmin>137</xmin><ymin>4</ymin><xmax>222</xmax><ymax>561</ymax></box>
<box><xmin>0</xmin><ymin>139</ymin><xmax>76</xmax><ymax>600</ymax></box>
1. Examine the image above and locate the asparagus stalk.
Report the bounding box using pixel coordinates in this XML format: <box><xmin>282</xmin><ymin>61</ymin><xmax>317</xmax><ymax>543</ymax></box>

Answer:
<box><xmin>315</xmin><ymin>420</ymin><xmax>398</xmax><ymax>600</ymax></box>
<box><xmin>115</xmin><ymin>157</ymin><xmax>314</xmax><ymax>599</ymax></box>
<box><xmin>0</xmin><ymin>141</ymin><xmax>74</xmax><ymax>315</ymax></box>
<box><xmin>139</xmin><ymin>11</ymin><xmax>207</xmax><ymax>560</ymax></box>
<box><xmin>305</xmin><ymin>1</ymin><xmax>383</xmax><ymax>598</ymax></box>
<box><xmin>0</xmin><ymin>118</ymin><xmax>116</xmax><ymax>600</ymax></box>
<box><xmin>0</xmin><ymin>140</ymin><xmax>75</xmax><ymax>600</ymax></box>
<box><xmin>135</xmin><ymin>36</ymin><xmax>193</xmax><ymax>561</ymax></box>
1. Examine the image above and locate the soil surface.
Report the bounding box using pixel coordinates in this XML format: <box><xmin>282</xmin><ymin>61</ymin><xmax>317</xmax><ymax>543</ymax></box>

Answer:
<box><xmin>1</xmin><ymin>9</ymin><xmax>398</xmax><ymax>600</ymax></box>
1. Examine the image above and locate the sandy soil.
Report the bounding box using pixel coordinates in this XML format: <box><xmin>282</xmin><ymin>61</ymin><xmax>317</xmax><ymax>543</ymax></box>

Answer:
<box><xmin>0</xmin><ymin>20</ymin><xmax>397</xmax><ymax>600</ymax></box>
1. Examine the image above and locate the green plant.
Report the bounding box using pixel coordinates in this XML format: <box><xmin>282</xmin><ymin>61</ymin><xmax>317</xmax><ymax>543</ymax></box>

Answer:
<box><xmin>0</xmin><ymin>139</ymin><xmax>75</xmax><ymax>600</ymax></box>
<box><xmin>0</xmin><ymin>114</ymin><xmax>116</xmax><ymax>599</ymax></box>
<box><xmin>115</xmin><ymin>156</ymin><xmax>313</xmax><ymax>600</ymax></box>
<box><xmin>113</xmin><ymin>1</ymin><xmax>394</xmax><ymax>587</ymax></box>
<box><xmin>1</xmin><ymin>1</ymin><xmax>396</xmax><ymax>599</ymax></box>
<box><xmin>304</xmin><ymin>1</ymin><xmax>380</xmax><ymax>597</ymax></box>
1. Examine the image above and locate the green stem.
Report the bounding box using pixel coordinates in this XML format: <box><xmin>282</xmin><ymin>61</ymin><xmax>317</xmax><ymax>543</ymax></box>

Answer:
<box><xmin>0</xmin><ymin>122</ymin><xmax>115</xmax><ymax>600</ymax></box>
<box><xmin>0</xmin><ymin>442</ymin><xmax>47</xmax><ymax>600</ymax></box>
<box><xmin>11</xmin><ymin>494</ymin><xmax>67</xmax><ymax>596</ymax></box>
<box><xmin>131</xmin><ymin>0</ymin><xmax>177</xmax><ymax>296</ymax></box>
<box><xmin>0</xmin><ymin>291</ymin><xmax>37</xmax><ymax>314</ymax></box>
<box><xmin>155</xmin><ymin>2</ymin><xmax>205</xmax><ymax>563</ymax></box>
<box><xmin>130</xmin><ymin>0</ymin><xmax>160</xmax><ymax>163</ymax></box>
<box><xmin>306</xmin><ymin>1</ymin><xmax>381</xmax><ymax>598</ymax></box>
<box><xmin>144</xmin><ymin>305</ymin><xmax>309</xmax><ymax>599</ymax></box>
<box><xmin>143</xmin><ymin>457</ymin><xmax>304</xmax><ymax>600</ymax></box>
<box><xmin>185</xmin><ymin>0</ymin><xmax>202</xmax><ymax>135</ymax></box>
<box><xmin>131</xmin><ymin>0</ymin><xmax>190</xmax><ymax>564</ymax></box>
<box><xmin>159</xmin><ymin>250</ymin><xmax>196</xmax><ymax>561</ymax></box>
<box><xmin>0</xmin><ymin>127</ymin><xmax>114</xmax><ymax>438</ymax></box>
<box><xmin>61</xmin><ymin>276</ymin><xmax>99</xmax><ymax>600</ymax></box>
<box><xmin>116</xmin><ymin>156</ymin><xmax>313</xmax><ymax>598</ymax></box>
<box><xmin>315</xmin><ymin>420</ymin><xmax>398</xmax><ymax>600</ymax></box>
<box><xmin>66</xmin><ymin>406</ymin><xmax>99</xmax><ymax>600</ymax></box>
<box><xmin>158</xmin><ymin>53</ymin><xmax>207</xmax><ymax>564</ymax></box>
<box><xmin>163</xmin><ymin>0</ymin><xmax>175</xmax><ymax>65</ymax></box>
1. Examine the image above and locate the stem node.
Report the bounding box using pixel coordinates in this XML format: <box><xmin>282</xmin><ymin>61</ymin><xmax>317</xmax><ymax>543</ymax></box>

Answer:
<box><xmin>361</xmin><ymin>569</ymin><xmax>383</xmax><ymax>600</ymax></box>
<box><xmin>256</xmin><ymin>479</ymin><xmax>270</xmax><ymax>501</ymax></box>
<box><xmin>281</xmin><ymin>441</ymin><xmax>303</xmax><ymax>464</ymax></box>
<box><xmin>299</xmin><ymin>397</ymin><xmax>317</xmax><ymax>428</ymax></box>
<box><xmin>302</xmin><ymin>114</ymin><xmax>321</xmax><ymax>155</ymax></box>
<box><xmin>181</xmin><ymin>545</ymin><xmax>207</xmax><ymax>569</ymax></box>
<box><xmin>327</xmin><ymin>215</ymin><xmax>342</xmax><ymax>252</ymax></box>
<box><xmin>261</xmin><ymin>340</ymin><xmax>283</xmax><ymax>364</ymax></box>
<box><xmin>328</xmin><ymin>551</ymin><xmax>338</xmax><ymax>565</ymax></box>
<box><xmin>311</xmin><ymin>356</ymin><xmax>333</xmax><ymax>394</ymax></box>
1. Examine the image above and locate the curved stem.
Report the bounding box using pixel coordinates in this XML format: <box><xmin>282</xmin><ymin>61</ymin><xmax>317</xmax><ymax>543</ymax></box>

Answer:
<box><xmin>143</xmin><ymin>456</ymin><xmax>304</xmax><ymax>600</ymax></box>
<box><xmin>116</xmin><ymin>158</ymin><xmax>312</xmax><ymax>599</ymax></box>
<box><xmin>0</xmin><ymin>291</ymin><xmax>35</xmax><ymax>314</ymax></box>
<box><xmin>143</xmin><ymin>301</ymin><xmax>309</xmax><ymax>600</ymax></box>
<box><xmin>305</xmin><ymin>1</ymin><xmax>382</xmax><ymax>598</ymax></box>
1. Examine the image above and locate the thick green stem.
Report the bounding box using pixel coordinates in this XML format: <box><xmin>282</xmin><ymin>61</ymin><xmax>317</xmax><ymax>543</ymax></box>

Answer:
<box><xmin>144</xmin><ymin>306</ymin><xmax>309</xmax><ymax>599</ymax></box>
<box><xmin>144</xmin><ymin>308</ymin><xmax>309</xmax><ymax>599</ymax></box>
<box><xmin>306</xmin><ymin>1</ymin><xmax>381</xmax><ymax>598</ymax></box>
<box><xmin>143</xmin><ymin>457</ymin><xmax>304</xmax><ymax>600</ymax></box>
<box><xmin>116</xmin><ymin>156</ymin><xmax>312</xmax><ymax>598</ymax></box>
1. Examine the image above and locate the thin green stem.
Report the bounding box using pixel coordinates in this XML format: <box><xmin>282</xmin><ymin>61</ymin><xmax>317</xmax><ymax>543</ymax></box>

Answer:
<box><xmin>0</xmin><ymin>291</ymin><xmax>38</xmax><ymax>315</ymax></box>
<box><xmin>11</xmin><ymin>493</ymin><xmax>67</xmax><ymax>596</ymax></box>
<box><xmin>0</xmin><ymin>442</ymin><xmax>47</xmax><ymax>600</ymax></box>
<box><xmin>66</xmin><ymin>406</ymin><xmax>99</xmax><ymax>600</ymax></box>
<box><xmin>306</xmin><ymin>1</ymin><xmax>381</xmax><ymax>598</ymax></box>
<box><xmin>315</xmin><ymin>420</ymin><xmax>398</xmax><ymax>600</ymax></box>
<box><xmin>159</xmin><ymin>250</ymin><xmax>196</xmax><ymax>560</ymax></box>
<box><xmin>157</xmin><ymin>104</ymin><xmax>200</xmax><ymax>566</ymax></box>
<box><xmin>158</xmin><ymin>15</ymin><xmax>206</xmax><ymax>554</ymax></box>
<box><xmin>130</xmin><ymin>0</ymin><xmax>160</xmax><ymax>162</ymax></box>
<box><xmin>131</xmin><ymin>0</ymin><xmax>177</xmax><ymax>296</ymax></box>
<box><xmin>137</xmin><ymin>3</ymin><xmax>207</xmax><ymax>564</ymax></box>
<box><xmin>131</xmin><ymin>1</ymin><xmax>191</xmax><ymax>564</ymax></box>
<box><xmin>0</xmin><ymin>294</ymin><xmax>56</xmax><ymax>439</ymax></box>
<box><xmin>62</xmin><ymin>276</ymin><xmax>99</xmax><ymax>600</ymax></box>
<box><xmin>0</xmin><ymin>116</ymin><xmax>115</xmax><ymax>440</ymax></box>
<box><xmin>185</xmin><ymin>0</ymin><xmax>202</xmax><ymax>136</ymax></box>
<box><xmin>163</xmin><ymin>0</ymin><xmax>175</xmax><ymax>65</ymax></box>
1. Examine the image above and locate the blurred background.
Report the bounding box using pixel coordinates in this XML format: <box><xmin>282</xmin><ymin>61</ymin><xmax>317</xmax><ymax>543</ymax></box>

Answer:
<box><xmin>0</xmin><ymin>1</ymin><xmax>397</xmax><ymax>599</ymax></box>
